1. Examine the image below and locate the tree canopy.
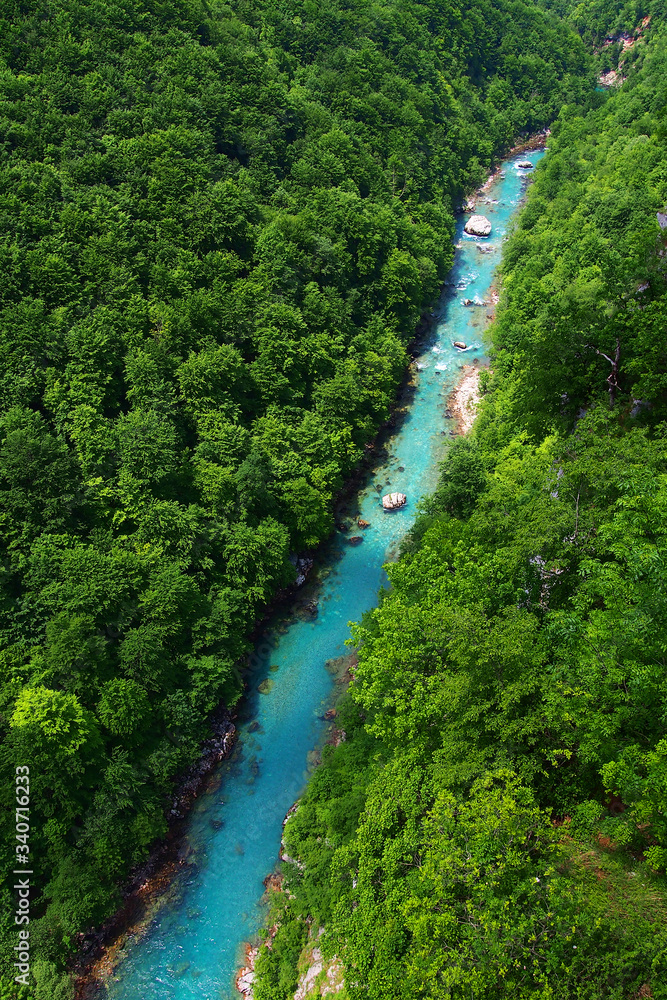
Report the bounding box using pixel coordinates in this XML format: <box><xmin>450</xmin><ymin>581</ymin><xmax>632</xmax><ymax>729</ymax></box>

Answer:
<box><xmin>253</xmin><ymin>20</ymin><xmax>667</xmax><ymax>1000</ymax></box>
<box><xmin>0</xmin><ymin>0</ymin><xmax>601</xmax><ymax>993</ymax></box>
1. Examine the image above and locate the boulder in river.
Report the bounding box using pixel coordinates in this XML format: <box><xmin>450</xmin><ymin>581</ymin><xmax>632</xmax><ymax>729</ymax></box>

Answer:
<box><xmin>382</xmin><ymin>492</ymin><xmax>407</xmax><ymax>510</ymax></box>
<box><xmin>357</xmin><ymin>519</ymin><xmax>370</xmax><ymax>528</ymax></box>
<box><xmin>348</xmin><ymin>535</ymin><xmax>363</xmax><ymax>546</ymax></box>
<box><xmin>464</xmin><ymin>214</ymin><xmax>492</xmax><ymax>236</ymax></box>
<box><xmin>517</xmin><ymin>160</ymin><xmax>533</xmax><ymax>169</ymax></box>
<box><xmin>453</xmin><ymin>341</ymin><xmax>467</xmax><ymax>350</ymax></box>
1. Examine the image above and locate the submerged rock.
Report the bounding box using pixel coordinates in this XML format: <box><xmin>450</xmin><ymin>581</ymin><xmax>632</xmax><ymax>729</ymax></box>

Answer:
<box><xmin>464</xmin><ymin>214</ymin><xmax>492</xmax><ymax>236</ymax></box>
<box><xmin>348</xmin><ymin>535</ymin><xmax>363</xmax><ymax>546</ymax></box>
<box><xmin>382</xmin><ymin>492</ymin><xmax>407</xmax><ymax>510</ymax></box>
<box><xmin>296</xmin><ymin>599</ymin><xmax>318</xmax><ymax>620</ymax></box>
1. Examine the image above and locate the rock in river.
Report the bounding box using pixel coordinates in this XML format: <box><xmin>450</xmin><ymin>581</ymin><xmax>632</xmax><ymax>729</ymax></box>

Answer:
<box><xmin>348</xmin><ymin>535</ymin><xmax>363</xmax><ymax>546</ymax></box>
<box><xmin>464</xmin><ymin>214</ymin><xmax>492</xmax><ymax>237</ymax></box>
<box><xmin>453</xmin><ymin>341</ymin><xmax>467</xmax><ymax>350</ymax></box>
<box><xmin>517</xmin><ymin>160</ymin><xmax>533</xmax><ymax>169</ymax></box>
<box><xmin>382</xmin><ymin>492</ymin><xmax>407</xmax><ymax>510</ymax></box>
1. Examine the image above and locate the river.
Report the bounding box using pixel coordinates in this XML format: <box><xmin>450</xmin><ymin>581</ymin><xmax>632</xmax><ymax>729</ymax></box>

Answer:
<box><xmin>101</xmin><ymin>148</ymin><xmax>545</xmax><ymax>1000</ymax></box>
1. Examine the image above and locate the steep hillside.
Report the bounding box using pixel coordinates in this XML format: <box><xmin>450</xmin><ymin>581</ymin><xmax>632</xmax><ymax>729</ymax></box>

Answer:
<box><xmin>254</xmin><ymin>27</ymin><xmax>667</xmax><ymax>1000</ymax></box>
<box><xmin>0</xmin><ymin>0</ymin><xmax>595</xmax><ymax>995</ymax></box>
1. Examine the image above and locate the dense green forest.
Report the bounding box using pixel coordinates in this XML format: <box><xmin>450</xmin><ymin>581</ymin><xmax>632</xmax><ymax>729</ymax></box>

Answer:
<box><xmin>546</xmin><ymin>0</ymin><xmax>665</xmax><ymax>43</ymax></box>
<box><xmin>0</xmin><ymin>0</ymin><xmax>604</xmax><ymax>995</ymax></box>
<box><xmin>253</xmin><ymin>19</ymin><xmax>667</xmax><ymax>1000</ymax></box>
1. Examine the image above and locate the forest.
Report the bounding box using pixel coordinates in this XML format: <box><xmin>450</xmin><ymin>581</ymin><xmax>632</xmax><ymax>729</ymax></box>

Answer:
<box><xmin>253</xmin><ymin>12</ymin><xmax>667</xmax><ymax>1000</ymax></box>
<box><xmin>0</xmin><ymin>0</ymin><xmax>663</xmax><ymax>997</ymax></box>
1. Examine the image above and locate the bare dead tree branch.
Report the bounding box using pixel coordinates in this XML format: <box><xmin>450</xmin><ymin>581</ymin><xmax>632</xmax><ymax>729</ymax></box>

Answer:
<box><xmin>585</xmin><ymin>337</ymin><xmax>620</xmax><ymax>407</ymax></box>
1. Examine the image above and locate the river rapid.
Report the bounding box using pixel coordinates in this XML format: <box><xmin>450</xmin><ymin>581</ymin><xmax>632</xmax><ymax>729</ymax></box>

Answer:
<box><xmin>100</xmin><ymin>148</ymin><xmax>545</xmax><ymax>1000</ymax></box>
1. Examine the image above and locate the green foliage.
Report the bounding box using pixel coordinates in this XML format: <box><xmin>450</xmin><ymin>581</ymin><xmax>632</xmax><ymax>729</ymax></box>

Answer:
<box><xmin>559</xmin><ymin>0</ymin><xmax>666</xmax><ymax>45</ymax></box>
<box><xmin>31</xmin><ymin>961</ymin><xmax>73</xmax><ymax>1000</ymax></box>
<box><xmin>483</xmin><ymin>30</ymin><xmax>667</xmax><ymax>439</ymax></box>
<box><xmin>254</xmin><ymin>900</ymin><xmax>308</xmax><ymax>1000</ymax></box>
<box><xmin>429</xmin><ymin>436</ymin><xmax>489</xmax><ymax>518</ymax></box>
<box><xmin>0</xmin><ymin>0</ymin><xmax>599</xmax><ymax>982</ymax></box>
<box><xmin>254</xmin><ymin>24</ymin><xmax>667</xmax><ymax>1000</ymax></box>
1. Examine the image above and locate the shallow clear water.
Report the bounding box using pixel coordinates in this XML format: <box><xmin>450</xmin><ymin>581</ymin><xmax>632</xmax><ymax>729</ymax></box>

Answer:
<box><xmin>105</xmin><ymin>150</ymin><xmax>544</xmax><ymax>1000</ymax></box>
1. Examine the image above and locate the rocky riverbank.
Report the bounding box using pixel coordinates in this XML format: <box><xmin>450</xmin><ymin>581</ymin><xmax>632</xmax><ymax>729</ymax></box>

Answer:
<box><xmin>86</xmin><ymin>144</ymin><xmax>539</xmax><ymax>1000</ymax></box>
<box><xmin>73</xmin><ymin>709</ymin><xmax>237</xmax><ymax>998</ymax></box>
<box><xmin>449</xmin><ymin>365</ymin><xmax>484</xmax><ymax>435</ymax></box>
<box><xmin>70</xmin><ymin>321</ymin><xmax>423</xmax><ymax>997</ymax></box>
<box><xmin>464</xmin><ymin>134</ymin><xmax>547</xmax><ymax>213</ymax></box>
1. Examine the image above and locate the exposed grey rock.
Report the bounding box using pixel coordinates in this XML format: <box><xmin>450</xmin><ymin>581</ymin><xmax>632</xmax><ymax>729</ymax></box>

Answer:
<box><xmin>517</xmin><ymin>160</ymin><xmax>533</xmax><ymax>169</ymax></box>
<box><xmin>464</xmin><ymin>214</ymin><xmax>492</xmax><ymax>236</ymax></box>
<box><xmin>382</xmin><ymin>492</ymin><xmax>406</xmax><ymax>510</ymax></box>
<box><xmin>295</xmin><ymin>557</ymin><xmax>313</xmax><ymax>586</ymax></box>
<box><xmin>631</xmin><ymin>399</ymin><xmax>651</xmax><ymax>418</ymax></box>
<box><xmin>294</xmin><ymin>950</ymin><xmax>323</xmax><ymax>1000</ymax></box>
<box><xmin>237</xmin><ymin>970</ymin><xmax>255</xmax><ymax>998</ymax></box>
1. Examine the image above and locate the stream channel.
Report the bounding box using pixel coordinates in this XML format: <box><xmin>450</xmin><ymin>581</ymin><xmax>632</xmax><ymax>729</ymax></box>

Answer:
<box><xmin>103</xmin><ymin>148</ymin><xmax>545</xmax><ymax>1000</ymax></box>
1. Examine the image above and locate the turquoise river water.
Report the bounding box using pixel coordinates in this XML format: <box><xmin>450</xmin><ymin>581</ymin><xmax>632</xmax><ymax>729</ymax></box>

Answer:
<box><xmin>103</xmin><ymin>148</ymin><xmax>545</xmax><ymax>1000</ymax></box>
